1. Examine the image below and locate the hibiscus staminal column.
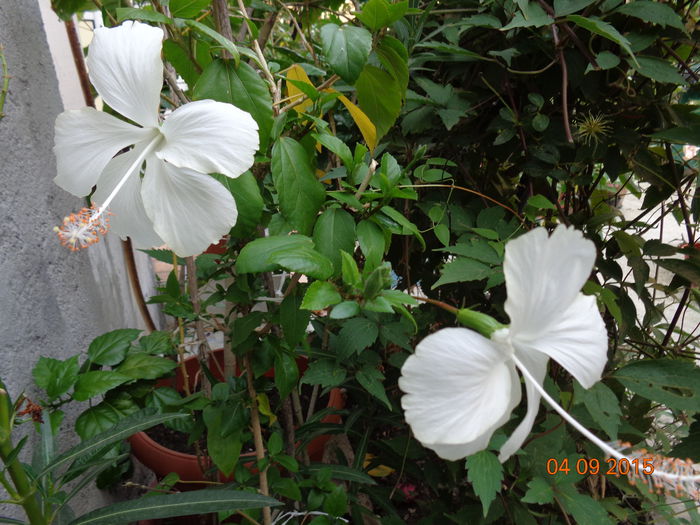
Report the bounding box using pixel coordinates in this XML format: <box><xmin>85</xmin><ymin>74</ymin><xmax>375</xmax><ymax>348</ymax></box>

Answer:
<box><xmin>513</xmin><ymin>356</ymin><xmax>700</xmax><ymax>502</ymax></box>
<box><xmin>54</xmin><ymin>135</ymin><xmax>161</xmax><ymax>252</ymax></box>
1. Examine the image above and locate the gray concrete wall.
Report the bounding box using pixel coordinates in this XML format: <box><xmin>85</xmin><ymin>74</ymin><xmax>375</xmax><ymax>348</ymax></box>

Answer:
<box><xmin>0</xmin><ymin>1</ymin><xmax>157</xmax><ymax>520</ymax></box>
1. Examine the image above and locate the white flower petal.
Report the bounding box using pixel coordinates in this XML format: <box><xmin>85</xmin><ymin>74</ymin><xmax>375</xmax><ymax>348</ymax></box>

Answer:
<box><xmin>53</xmin><ymin>108</ymin><xmax>156</xmax><ymax>196</ymax></box>
<box><xmin>513</xmin><ymin>294</ymin><xmax>607</xmax><ymax>389</ymax></box>
<box><xmin>429</xmin><ymin>435</ymin><xmax>494</xmax><ymax>462</ymax></box>
<box><xmin>429</xmin><ymin>363</ymin><xmax>521</xmax><ymax>461</ymax></box>
<box><xmin>87</xmin><ymin>21</ymin><xmax>164</xmax><ymax>127</ymax></box>
<box><xmin>142</xmin><ymin>159</ymin><xmax>237</xmax><ymax>257</ymax></box>
<box><xmin>157</xmin><ymin>100</ymin><xmax>259</xmax><ymax>178</ymax></box>
<box><xmin>399</xmin><ymin>328</ymin><xmax>518</xmax><ymax>447</ymax></box>
<box><xmin>92</xmin><ymin>142</ymin><xmax>163</xmax><ymax>249</ymax></box>
<box><xmin>498</xmin><ymin>350</ymin><xmax>549</xmax><ymax>462</ymax></box>
<box><xmin>504</xmin><ymin>225</ymin><xmax>596</xmax><ymax>339</ymax></box>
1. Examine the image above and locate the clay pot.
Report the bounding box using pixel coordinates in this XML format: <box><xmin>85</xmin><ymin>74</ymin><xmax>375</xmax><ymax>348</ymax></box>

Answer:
<box><xmin>129</xmin><ymin>349</ymin><xmax>344</xmax><ymax>489</ymax></box>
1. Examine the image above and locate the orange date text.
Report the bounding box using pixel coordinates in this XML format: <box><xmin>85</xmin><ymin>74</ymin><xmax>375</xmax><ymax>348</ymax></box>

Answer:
<box><xmin>545</xmin><ymin>457</ymin><xmax>655</xmax><ymax>476</ymax></box>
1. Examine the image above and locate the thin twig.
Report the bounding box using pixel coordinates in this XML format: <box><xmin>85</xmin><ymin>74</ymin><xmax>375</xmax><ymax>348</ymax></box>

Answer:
<box><xmin>244</xmin><ymin>355</ymin><xmax>272</xmax><ymax>525</ymax></box>
<box><xmin>163</xmin><ymin>63</ymin><xmax>189</xmax><ymax>105</ymax></box>
<box><xmin>236</xmin><ymin>0</ymin><xmax>280</xmax><ymax>110</ymax></box>
<box><xmin>186</xmin><ymin>256</ymin><xmax>213</xmax><ymax>396</ymax></box>
<box><xmin>278</xmin><ymin>74</ymin><xmax>340</xmax><ymax>112</ymax></box>
<box><xmin>212</xmin><ymin>0</ymin><xmax>234</xmax><ymax>59</ymax></box>
<box><xmin>551</xmin><ymin>24</ymin><xmax>574</xmax><ymax>143</ymax></box>
<box><xmin>276</xmin><ymin>1</ymin><xmax>317</xmax><ymax>62</ymax></box>
<box><xmin>659</xmin><ymin>40</ymin><xmax>700</xmax><ymax>82</ymax></box>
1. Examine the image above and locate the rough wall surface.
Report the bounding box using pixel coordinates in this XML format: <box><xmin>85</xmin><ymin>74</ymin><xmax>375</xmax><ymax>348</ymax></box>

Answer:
<box><xmin>0</xmin><ymin>1</ymin><xmax>154</xmax><ymax>519</ymax></box>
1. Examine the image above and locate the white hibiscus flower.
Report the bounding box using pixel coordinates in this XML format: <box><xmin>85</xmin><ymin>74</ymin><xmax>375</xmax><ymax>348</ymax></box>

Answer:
<box><xmin>399</xmin><ymin>225</ymin><xmax>608</xmax><ymax>461</ymax></box>
<box><xmin>53</xmin><ymin>21</ymin><xmax>259</xmax><ymax>257</ymax></box>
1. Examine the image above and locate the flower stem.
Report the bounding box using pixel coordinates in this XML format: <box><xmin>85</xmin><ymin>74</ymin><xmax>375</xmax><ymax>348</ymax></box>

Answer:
<box><xmin>0</xmin><ymin>390</ymin><xmax>47</xmax><ymax>525</ymax></box>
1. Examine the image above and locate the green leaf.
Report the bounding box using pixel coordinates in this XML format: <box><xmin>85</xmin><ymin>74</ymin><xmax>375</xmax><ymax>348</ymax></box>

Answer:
<box><xmin>33</xmin><ymin>356</ymin><xmax>79</xmax><ymax>400</ymax></box>
<box><xmin>323</xmin><ymin>485</ymin><xmax>348</xmax><ymax>517</ymax></box>
<box><xmin>554</xmin><ymin>483</ymin><xmax>615</xmax><ymax>525</ymax></box>
<box><xmin>340</xmin><ymin>251</ymin><xmax>362</xmax><ymax>289</ymax></box>
<box><xmin>139</xmin><ymin>331</ymin><xmax>173</xmax><ymax>355</ymax></box>
<box><xmin>566</xmin><ymin>15</ymin><xmax>635</xmax><ymax>60</ymax></box>
<box><xmin>319</xmin><ymin>24</ymin><xmax>372</xmax><ymax>84</ymax></box>
<box><xmin>88</xmin><ymin>329</ymin><xmax>141</xmax><ymax>366</ymax></box>
<box><xmin>268</xmin><ymin>246</ymin><xmax>334</xmax><ymax>280</ymax></box>
<box><xmin>615</xmin><ymin>1</ymin><xmax>686</xmax><ymax>31</ymax></box>
<box><xmin>532</xmin><ymin>113</ymin><xmax>550</xmax><ymax>132</ymax></box>
<box><xmin>73</xmin><ymin>371</ymin><xmax>132</xmax><ymax>402</ymax></box>
<box><xmin>655</xmin><ymin>257</ymin><xmax>700</xmax><ymax>284</ymax></box>
<box><xmin>183</xmin><ymin>19</ymin><xmax>239</xmax><ymax>66</ymax></box>
<box><xmin>633</xmin><ymin>56</ymin><xmax>687</xmax><ymax>85</ymax></box>
<box><xmin>651</xmin><ymin>125</ymin><xmax>700</xmax><ymax>146</ymax></box>
<box><xmin>139</xmin><ymin>249</ymin><xmax>184</xmax><ymax>266</ymax></box>
<box><xmin>272</xmin><ymin>477</ymin><xmax>301</xmax><ymax>501</ymax></box>
<box><xmin>375</xmin><ymin>36</ymin><xmax>409</xmax><ymax>92</ymax></box>
<box><xmin>275</xmin><ymin>351</ymin><xmax>299</xmax><ymax>400</ymax></box>
<box><xmin>116</xmin><ymin>7</ymin><xmax>172</xmax><ymax>24</ymax></box>
<box><xmin>553</xmin><ymin>0</ymin><xmax>595</xmax><ymax>16</ymax></box>
<box><xmin>272</xmin><ymin>137</ymin><xmax>326</xmax><ymax>235</ymax></box>
<box><xmin>527</xmin><ymin>194</ymin><xmax>557</xmax><ymax>210</ymax></box>
<box><xmin>433</xmin><ymin>257</ymin><xmax>492</xmax><ymax>288</ymax></box>
<box><xmin>501</xmin><ymin>2</ymin><xmax>553</xmax><ymax>30</ymax></box>
<box><xmin>380</xmin><ymin>206</ymin><xmax>425</xmax><ymax>249</ymax></box>
<box><xmin>302</xmin><ymin>463</ymin><xmax>377</xmax><ymax>485</ymax></box>
<box><xmin>588</xmin><ymin>51</ymin><xmax>620</xmax><ymax>72</ymax></box>
<box><xmin>314</xmin><ymin>133</ymin><xmax>354</xmax><ymax>169</ymax></box>
<box><xmin>301</xmin><ymin>281</ymin><xmax>342</xmax><ymax>310</ymax></box>
<box><xmin>336</xmin><ymin>318</ymin><xmax>379</xmax><ymax>358</ymax></box>
<box><xmin>301</xmin><ymin>359</ymin><xmax>347</xmax><ymax>387</ymax></box>
<box><xmin>75</xmin><ymin>393</ymin><xmax>140</xmax><ymax>439</ymax></box>
<box><xmin>574</xmin><ymin>382</ymin><xmax>622</xmax><ymax>440</ymax></box>
<box><xmin>67</xmin><ymin>489</ymin><xmax>280</xmax><ymax>525</ymax></box>
<box><xmin>170</xmin><ymin>0</ymin><xmax>211</xmax><ymax>18</ymax></box>
<box><xmin>356</xmin><ymin>65</ymin><xmax>402</xmax><ymax>140</ymax></box>
<box><xmin>330</xmin><ymin>301</ymin><xmax>361</xmax><ymax>319</ymax></box>
<box><xmin>203</xmin><ymin>405</ymin><xmax>242</xmax><ymax>476</ymax></box>
<box><xmin>521</xmin><ymin>477</ymin><xmax>554</xmax><ymax>504</ymax></box>
<box><xmin>280</xmin><ymin>291</ymin><xmax>310</xmax><ymax>347</ymax></box>
<box><xmin>236</xmin><ymin>235</ymin><xmax>313</xmax><ymax>274</ymax></box>
<box><xmin>355</xmin><ymin>366</ymin><xmax>391</xmax><ymax>410</ymax></box>
<box><xmin>436</xmin><ymin>240</ymin><xmax>502</xmax><ymax>265</ymax></box>
<box><xmin>209</xmin><ymin>172</ymin><xmax>264</xmax><ymax>239</ymax></box>
<box><xmin>356</xmin><ymin>0</ymin><xmax>390</xmax><ymax>30</ymax></box>
<box><xmin>614</xmin><ymin>359</ymin><xmax>700</xmax><ymax>411</ymax></box>
<box><xmin>357</xmin><ymin>220</ymin><xmax>386</xmax><ymax>270</ymax></box>
<box><xmin>116</xmin><ymin>354</ymin><xmax>177</xmax><ymax>380</ymax></box>
<box><xmin>193</xmin><ymin>59</ymin><xmax>273</xmax><ymax>150</ymax></box>
<box><xmin>45</xmin><ymin>410</ymin><xmax>188</xmax><ymax>476</ymax></box>
<box><xmin>466</xmin><ymin>450</ymin><xmax>503</xmax><ymax>517</ymax></box>
<box><xmin>312</xmin><ymin>208</ymin><xmax>356</xmax><ymax>275</ymax></box>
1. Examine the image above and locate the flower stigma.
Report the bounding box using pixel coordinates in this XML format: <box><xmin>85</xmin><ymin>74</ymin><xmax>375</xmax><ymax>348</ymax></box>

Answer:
<box><xmin>54</xmin><ymin>204</ymin><xmax>111</xmax><ymax>251</ymax></box>
<box><xmin>54</xmin><ymin>134</ymin><xmax>161</xmax><ymax>252</ymax></box>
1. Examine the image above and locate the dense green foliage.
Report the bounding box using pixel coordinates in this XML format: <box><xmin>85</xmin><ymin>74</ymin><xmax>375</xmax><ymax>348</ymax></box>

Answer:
<box><xmin>31</xmin><ymin>0</ymin><xmax>700</xmax><ymax>523</ymax></box>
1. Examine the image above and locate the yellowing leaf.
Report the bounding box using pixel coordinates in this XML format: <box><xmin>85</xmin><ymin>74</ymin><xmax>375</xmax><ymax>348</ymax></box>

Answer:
<box><xmin>285</xmin><ymin>64</ymin><xmax>314</xmax><ymax>114</ymax></box>
<box><xmin>337</xmin><ymin>93</ymin><xmax>377</xmax><ymax>152</ymax></box>
<box><xmin>363</xmin><ymin>453</ymin><xmax>395</xmax><ymax>477</ymax></box>
<box><xmin>256</xmin><ymin>393</ymin><xmax>277</xmax><ymax>425</ymax></box>
<box><xmin>315</xmin><ymin>168</ymin><xmax>331</xmax><ymax>184</ymax></box>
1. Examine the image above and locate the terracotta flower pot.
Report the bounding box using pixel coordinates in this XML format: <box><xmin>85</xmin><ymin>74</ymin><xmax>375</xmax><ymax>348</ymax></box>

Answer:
<box><xmin>129</xmin><ymin>349</ymin><xmax>344</xmax><ymax>489</ymax></box>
